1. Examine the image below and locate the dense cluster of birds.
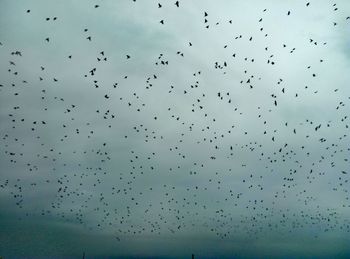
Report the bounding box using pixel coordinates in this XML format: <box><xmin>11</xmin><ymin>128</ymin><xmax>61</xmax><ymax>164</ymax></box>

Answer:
<box><xmin>0</xmin><ymin>0</ymin><xmax>350</xmax><ymax>244</ymax></box>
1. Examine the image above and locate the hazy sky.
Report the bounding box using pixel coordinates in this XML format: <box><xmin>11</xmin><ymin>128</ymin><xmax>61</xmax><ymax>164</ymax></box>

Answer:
<box><xmin>1</xmin><ymin>0</ymin><xmax>350</xmax><ymax>258</ymax></box>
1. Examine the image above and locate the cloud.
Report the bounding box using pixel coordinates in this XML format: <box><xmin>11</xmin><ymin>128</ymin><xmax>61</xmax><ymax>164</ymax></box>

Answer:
<box><xmin>0</xmin><ymin>0</ymin><xmax>350</xmax><ymax>257</ymax></box>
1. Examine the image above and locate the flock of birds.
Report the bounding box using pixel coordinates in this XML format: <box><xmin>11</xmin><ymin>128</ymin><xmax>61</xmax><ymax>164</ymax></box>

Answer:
<box><xmin>1</xmin><ymin>0</ymin><xmax>350</xmax><ymax>247</ymax></box>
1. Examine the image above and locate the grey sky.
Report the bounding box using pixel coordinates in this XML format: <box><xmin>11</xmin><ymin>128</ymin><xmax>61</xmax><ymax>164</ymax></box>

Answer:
<box><xmin>1</xmin><ymin>0</ymin><xmax>350</xmax><ymax>258</ymax></box>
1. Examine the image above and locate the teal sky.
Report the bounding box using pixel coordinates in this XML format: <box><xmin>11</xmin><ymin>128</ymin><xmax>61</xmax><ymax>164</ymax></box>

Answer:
<box><xmin>1</xmin><ymin>0</ymin><xmax>350</xmax><ymax>258</ymax></box>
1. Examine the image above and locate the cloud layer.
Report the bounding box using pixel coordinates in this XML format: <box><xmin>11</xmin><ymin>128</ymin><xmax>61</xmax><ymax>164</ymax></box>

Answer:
<box><xmin>1</xmin><ymin>0</ymin><xmax>350</xmax><ymax>257</ymax></box>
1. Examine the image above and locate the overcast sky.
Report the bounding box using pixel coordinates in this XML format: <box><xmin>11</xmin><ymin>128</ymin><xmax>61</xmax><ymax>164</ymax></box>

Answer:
<box><xmin>1</xmin><ymin>0</ymin><xmax>350</xmax><ymax>258</ymax></box>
